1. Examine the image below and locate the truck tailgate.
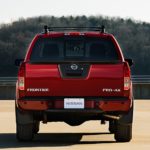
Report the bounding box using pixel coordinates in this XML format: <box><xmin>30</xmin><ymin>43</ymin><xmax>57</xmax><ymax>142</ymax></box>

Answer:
<box><xmin>25</xmin><ymin>63</ymin><xmax>124</xmax><ymax>97</ymax></box>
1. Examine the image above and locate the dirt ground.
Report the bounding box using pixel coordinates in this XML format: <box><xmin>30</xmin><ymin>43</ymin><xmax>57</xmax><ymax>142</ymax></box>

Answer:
<box><xmin>0</xmin><ymin>100</ymin><xmax>149</xmax><ymax>150</ymax></box>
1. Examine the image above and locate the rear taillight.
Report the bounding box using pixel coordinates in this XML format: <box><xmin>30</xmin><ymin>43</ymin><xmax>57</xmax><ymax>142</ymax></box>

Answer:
<box><xmin>18</xmin><ymin>77</ymin><xmax>24</xmax><ymax>90</ymax></box>
<box><xmin>18</xmin><ymin>63</ymin><xmax>25</xmax><ymax>91</ymax></box>
<box><xmin>124</xmin><ymin>77</ymin><xmax>130</xmax><ymax>90</ymax></box>
<box><xmin>124</xmin><ymin>62</ymin><xmax>131</xmax><ymax>91</ymax></box>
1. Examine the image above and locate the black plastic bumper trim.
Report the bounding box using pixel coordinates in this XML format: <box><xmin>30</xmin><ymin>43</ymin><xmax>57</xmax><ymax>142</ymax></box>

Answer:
<box><xmin>20</xmin><ymin>96</ymin><xmax>128</xmax><ymax>101</ymax></box>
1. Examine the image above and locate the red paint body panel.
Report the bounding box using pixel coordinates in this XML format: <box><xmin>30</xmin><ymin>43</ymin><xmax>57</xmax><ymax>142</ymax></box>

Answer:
<box><xmin>99</xmin><ymin>100</ymin><xmax>131</xmax><ymax>111</ymax></box>
<box><xmin>24</xmin><ymin>63</ymin><xmax>124</xmax><ymax>97</ymax></box>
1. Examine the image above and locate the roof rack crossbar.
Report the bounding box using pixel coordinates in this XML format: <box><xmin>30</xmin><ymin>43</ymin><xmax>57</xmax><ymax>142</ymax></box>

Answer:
<box><xmin>43</xmin><ymin>25</ymin><xmax>105</xmax><ymax>33</ymax></box>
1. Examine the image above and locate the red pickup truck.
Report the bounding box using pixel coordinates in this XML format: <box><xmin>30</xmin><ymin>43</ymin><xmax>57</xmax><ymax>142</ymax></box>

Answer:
<box><xmin>15</xmin><ymin>26</ymin><xmax>133</xmax><ymax>142</ymax></box>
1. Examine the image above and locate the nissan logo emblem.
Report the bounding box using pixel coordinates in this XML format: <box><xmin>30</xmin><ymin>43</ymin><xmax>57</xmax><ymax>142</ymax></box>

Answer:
<box><xmin>70</xmin><ymin>64</ymin><xmax>78</xmax><ymax>70</ymax></box>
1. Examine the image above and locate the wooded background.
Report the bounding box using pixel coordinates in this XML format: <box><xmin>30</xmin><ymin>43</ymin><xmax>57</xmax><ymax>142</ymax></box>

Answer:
<box><xmin>0</xmin><ymin>16</ymin><xmax>150</xmax><ymax>76</ymax></box>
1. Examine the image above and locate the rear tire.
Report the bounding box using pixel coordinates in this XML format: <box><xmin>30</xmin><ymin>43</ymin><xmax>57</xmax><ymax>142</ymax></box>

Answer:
<box><xmin>15</xmin><ymin>105</ymin><xmax>34</xmax><ymax>141</ymax></box>
<box><xmin>16</xmin><ymin>123</ymin><xmax>34</xmax><ymax>141</ymax></box>
<box><xmin>115</xmin><ymin>123</ymin><xmax>132</xmax><ymax>142</ymax></box>
<box><xmin>115</xmin><ymin>99</ymin><xmax>133</xmax><ymax>142</ymax></box>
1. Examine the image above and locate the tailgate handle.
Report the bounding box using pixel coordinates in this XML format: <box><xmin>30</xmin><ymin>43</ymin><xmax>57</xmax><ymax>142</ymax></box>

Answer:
<box><xmin>66</xmin><ymin>72</ymin><xmax>82</xmax><ymax>76</ymax></box>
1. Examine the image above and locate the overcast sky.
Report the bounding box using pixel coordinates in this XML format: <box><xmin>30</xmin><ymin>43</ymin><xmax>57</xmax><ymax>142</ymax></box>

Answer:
<box><xmin>0</xmin><ymin>0</ymin><xmax>150</xmax><ymax>24</ymax></box>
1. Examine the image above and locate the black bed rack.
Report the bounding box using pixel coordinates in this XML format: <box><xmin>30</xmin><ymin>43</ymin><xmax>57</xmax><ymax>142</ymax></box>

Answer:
<box><xmin>43</xmin><ymin>25</ymin><xmax>105</xmax><ymax>34</ymax></box>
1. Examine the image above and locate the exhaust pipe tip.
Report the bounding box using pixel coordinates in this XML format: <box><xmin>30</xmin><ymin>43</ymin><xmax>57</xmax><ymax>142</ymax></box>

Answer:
<box><xmin>103</xmin><ymin>114</ymin><xmax>120</xmax><ymax>120</ymax></box>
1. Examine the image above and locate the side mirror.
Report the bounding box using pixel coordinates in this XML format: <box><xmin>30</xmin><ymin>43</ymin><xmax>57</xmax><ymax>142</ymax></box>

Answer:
<box><xmin>125</xmin><ymin>58</ymin><xmax>133</xmax><ymax>66</ymax></box>
<box><xmin>15</xmin><ymin>59</ymin><xmax>24</xmax><ymax>66</ymax></box>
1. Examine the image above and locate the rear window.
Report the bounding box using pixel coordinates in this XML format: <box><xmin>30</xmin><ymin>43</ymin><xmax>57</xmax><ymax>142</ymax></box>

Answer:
<box><xmin>30</xmin><ymin>37</ymin><xmax>119</xmax><ymax>62</ymax></box>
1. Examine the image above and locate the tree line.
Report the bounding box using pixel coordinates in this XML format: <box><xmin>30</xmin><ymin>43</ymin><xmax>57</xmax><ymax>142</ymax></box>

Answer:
<box><xmin>0</xmin><ymin>15</ymin><xmax>150</xmax><ymax>76</ymax></box>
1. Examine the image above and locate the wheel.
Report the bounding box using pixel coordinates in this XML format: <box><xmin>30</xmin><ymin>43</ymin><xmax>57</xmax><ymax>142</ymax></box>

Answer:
<box><xmin>114</xmin><ymin>99</ymin><xmax>133</xmax><ymax>142</ymax></box>
<box><xmin>115</xmin><ymin>123</ymin><xmax>132</xmax><ymax>142</ymax></box>
<box><xmin>114</xmin><ymin>102</ymin><xmax>133</xmax><ymax>142</ymax></box>
<box><xmin>15</xmin><ymin>105</ymin><xmax>34</xmax><ymax>141</ymax></box>
<box><xmin>33</xmin><ymin>121</ymin><xmax>40</xmax><ymax>134</ymax></box>
<box><xmin>16</xmin><ymin>123</ymin><xmax>34</xmax><ymax>141</ymax></box>
<box><xmin>109</xmin><ymin>120</ymin><xmax>116</xmax><ymax>133</ymax></box>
